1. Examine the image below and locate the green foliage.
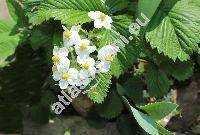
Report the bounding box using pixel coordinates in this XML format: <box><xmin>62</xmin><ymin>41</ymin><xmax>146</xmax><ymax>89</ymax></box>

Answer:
<box><xmin>104</xmin><ymin>0</ymin><xmax>129</xmax><ymax>13</ymax></box>
<box><xmin>0</xmin><ymin>20</ymin><xmax>20</xmax><ymax>62</ymax></box>
<box><xmin>6</xmin><ymin>0</ymin><xmax>28</xmax><ymax>27</ymax></box>
<box><xmin>98</xmin><ymin>15</ymin><xmax>140</xmax><ymax>78</ymax></box>
<box><xmin>97</xmin><ymin>90</ymin><xmax>123</xmax><ymax>119</ymax></box>
<box><xmin>30</xmin><ymin>23</ymin><xmax>54</xmax><ymax>50</ymax></box>
<box><xmin>140</xmin><ymin>102</ymin><xmax>178</xmax><ymax>121</ymax></box>
<box><xmin>123</xmin><ymin>97</ymin><xmax>159</xmax><ymax>135</ymax></box>
<box><xmin>137</xmin><ymin>0</ymin><xmax>162</xmax><ymax>20</ymax></box>
<box><xmin>136</xmin><ymin>0</ymin><xmax>162</xmax><ymax>34</ymax></box>
<box><xmin>146</xmin><ymin>0</ymin><xmax>200</xmax><ymax>61</ymax></box>
<box><xmin>88</xmin><ymin>73</ymin><xmax>111</xmax><ymax>104</ymax></box>
<box><xmin>145</xmin><ymin>66</ymin><xmax>170</xmax><ymax>97</ymax></box>
<box><xmin>157</xmin><ymin>123</ymin><xmax>175</xmax><ymax>135</ymax></box>
<box><xmin>117</xmin><ymin>76</ymin><xmax>145</xmax><ymax>102</ymax></box>
<box><xmin>160</xmin><ymin>60</ymin><xmax>194</xmax><ymax>81</ymax></box>
<box><xmin>29</xmin><ymin>0</ymin><xmax>106</xmax><ymax>25</ymax></box>
<box><xmin>1</xmin><ymin>0</ymin><xmax>199</xmax><ymax>134</ymax></box>
<box><xmin>117</xmin><ymin>115</ymin><xmax>147</xmax><ymax>135</ymax></box>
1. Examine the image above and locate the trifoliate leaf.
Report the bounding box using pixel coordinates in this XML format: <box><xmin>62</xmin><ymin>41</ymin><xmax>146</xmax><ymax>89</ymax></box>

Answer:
<box><xmin>29</xmin><ymin>0</ymin><xmax>107</xmax><ymax>25</ymax></box>
<box><xmin>140</xmin><ymin>102</ymin><xmax>178</xmax><ymax>121</ymax></box>
<box><xmin>145</xmin><ymin>66</ymin><xmax>170</xmax><ymax>97</ymax></box>
<box><xmin>146</xmin><ymin>0</ymin><xmax>200</xmax><ymax>61</ymax></box>
<box><xmin>88</xmin><ymin>73</ymin><xmax>111</xmax><ymax>104</ymax></box>
<box><xmin>97</xmin><ymin>90</ymin><xmax>123</xmax><ymax>119</ymax></box>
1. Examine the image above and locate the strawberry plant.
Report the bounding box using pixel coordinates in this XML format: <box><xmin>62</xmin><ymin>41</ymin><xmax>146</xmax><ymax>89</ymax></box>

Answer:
<box><xmin>0</xmin><ymin>0</ymin><xmax>200</xmax><ymax>134</ymax></box>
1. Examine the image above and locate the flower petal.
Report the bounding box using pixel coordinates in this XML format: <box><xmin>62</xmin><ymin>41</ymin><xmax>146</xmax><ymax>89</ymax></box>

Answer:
<box><xmin>59</xmin><ymin>80</ymin><xmax>69</xmax><ymax>89</ymax></box>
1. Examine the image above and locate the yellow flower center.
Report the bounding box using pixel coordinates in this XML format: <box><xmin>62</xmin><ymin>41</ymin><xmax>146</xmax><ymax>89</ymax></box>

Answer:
<box><xmin>80</xmin><ymin>43</ymin><xmax>87</xmax><ymax>50</ymax></box>
<box><xmin>62</xmin><ymin>73</ymin><xmax>70</xmax><ymax>80</ymax></box>
<box><xmin>99</xmin><ymin>13</ymin><xmax>107</xmax><ymax>21</ymax></box>
<box><xmin>90</xmin><ymin>88</ymin><xmax>97</xmax><ymax>94</ymax></box>
<box><xmin>52</xmin><ymin>55</ymin><xmax>60</xmax><ymax>62</ymax></box>
<box><xmin>64</xmin><ymin>31</ymin><xmax>71</xmax><ymax>39</ymax></box>
<box><xmin>104</xmin><ymin>54</ymin><xmax>113</xmax><ymax>63</ymax></box>
<box><xmin>82</xmin><ymin>62</ymin><xmax>90</xmax><ymax>69</ymax></box>
<box><xmin>52</xmin><ymin>65</ymin><xmax>58</xmax><ymax>72</ymax></box>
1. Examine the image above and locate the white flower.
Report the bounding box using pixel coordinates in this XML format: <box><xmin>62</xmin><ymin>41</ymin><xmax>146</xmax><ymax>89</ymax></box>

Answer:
<box><xmin>96</xmin><ymin>61</ymin><xmax>110</xmax><ymax>73</ymax></box>
<box><xmin>52</xmin><ymin>46</ymin><xmax>70</xmax><ymax>69</ymax></box>
<box><xmin>88</xmin><ymin>11</ymin><xmax>113</xmax><ymax>30</ymax></box>
<box><xmin>77</xmin><ymin>56</ymin><xmax>96</xmax><ymax>77</ymax></box>
<box><xmin>98</xmin><ymin>45</ymin><xmax>120</xmax><ymax>63</ymax></box>
<box><xmin>76</xmin><ymin>69</ymin><xmax>92</xmax><ymax>87</ymax></box>
<box><xmin>75</xmin><ymin>39</ymin><xmax>96</xmax><ymax>57</ymax></box>
<box><xmin>63</xmin><ymin>26</ymin><xmax>81</xmax><ymax>48</ymax></box>
<box><xmin>59</xmin><ymin>68</ymin><xmax>79</xmax><ymax>89</ymax></box>
<box><xmin>97</xmin><ymin>45</ymin><xmax>120</xmax><ymax>73</ymax></box>
<box><xmin>52</xmin><ymin>65</ymin><xmax>62</xmax><ymax>81</ymax></box>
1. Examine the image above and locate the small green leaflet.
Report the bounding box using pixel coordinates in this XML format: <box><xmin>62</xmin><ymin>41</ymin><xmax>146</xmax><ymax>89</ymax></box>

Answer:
<box><xmin>140</xmin><ymin>102</ymin><xmax>178</xmax><ymax>121</ymax></box>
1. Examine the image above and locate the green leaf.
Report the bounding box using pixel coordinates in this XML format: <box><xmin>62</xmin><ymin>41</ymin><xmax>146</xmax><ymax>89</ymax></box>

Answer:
<box><xmin>105</xmin><ymin>0</ymin><xmax>129</xmax><ymax>13</ymax></box>
<box><xmin>145</xmin><ymin>66</ymin><xmax>170</xmax><ymax>97</ymax></box>
<box><xmin>137</xmin><ymin>0</ymin><xmax>162</xmax><ymax>20</ymax></box>
<box><xmin>136</xmin><ymin>0</ymin><xmax>162</xmax><ymax>34</ymax></box>
<box><xmin>116</xmin><ymin>83</ymin><xmax>127</xmax><ymax>96</ymax></box>
<box><xmin>117</xmin><ymin>115</ymin><xmax>148</xmax><ymax>135</ymax></box>
<box><xmin>23</xmin><ymin>0</ymin><xmax>43</xmax><ymax>17</ymax></box>
<box><xmin>64</xmin><ymin>129</ymin><xmax>71</xmax><ymax>135</ymax></box>
<box><xmin>6</xmin><ymin>0</ymin><xmax>28</xmax><ymax>27</ymax></box>
<box><xmin>29</xmin><ymin>0</ymin><xmax>107</xmax><ymax>25</ymax></box>
<box><xmin>30</xmin><ymin>23</ymin><xmax>54</xmax><ymax>50</ymax></box>
<box><xmin>146</xmin><ymin>0</ymin><xmax>200</xmax><ymax>61</ymax></box>
<box><xmin>0</xmin><ymin>20</ymin><xmax>20</xmax><ymax>61</ymax></box>
<box><xmin>122</xmin><ymin>76</ymin><xmax>145</xmax><ymax>102</ymax></box>
<box><xmin>97</xmin><ymin>90</ymin><xmax>123</xmax><ymax>119</ymax></box>
<box><xmin>88</xmin><ymin>73</ymin><xmax>111</xmax><ymax>104</ymax></box>
<box><xmin>123</xmin><ymin>97</ymin><xmax>159</xmax><ymax>135</ymax></box>
<box><xmin>160</xmin><ymin>60</ymin><xmax>194</xmax><ymax>81</ymax></box>
<box><xmin>157</xmin><ymin>123</ymin><xmax>175</xmax><ymax>135</ymax></box>
<box><xmin>140</xmin><ymin>102</ymin><xmax>178</xmax><ymax>121</ymax></box>
<box><xmin>0</xmin><ymin>45</ymin><xmax>47</xmax><ymax>104</ymax></box>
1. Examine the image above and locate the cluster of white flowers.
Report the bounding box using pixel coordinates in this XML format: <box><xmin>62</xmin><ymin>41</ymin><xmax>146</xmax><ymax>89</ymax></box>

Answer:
<box><xmin>52</xmin><ymin>12</ymin><xmax>119</xmax><ymax>90</ymax></box>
